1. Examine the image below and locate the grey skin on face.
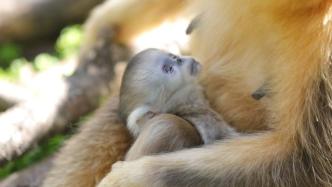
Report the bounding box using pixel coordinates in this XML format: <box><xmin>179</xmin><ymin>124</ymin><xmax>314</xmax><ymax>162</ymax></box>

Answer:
<box><xmin>119</xmin><ymin>48</ymin><xmax>202</xmax><ymax>123</ymax></box>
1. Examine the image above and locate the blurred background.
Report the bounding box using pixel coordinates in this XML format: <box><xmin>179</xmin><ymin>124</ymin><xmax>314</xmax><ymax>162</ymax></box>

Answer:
<box><xmin>0</xmin><ymin>0</ymin><xmax>190</xmax><ymax>186</ymax></box>
<box><xmin>0</xmin><ymin>0</ymin><xmax>104</xmax><ymax>186</ymax></box>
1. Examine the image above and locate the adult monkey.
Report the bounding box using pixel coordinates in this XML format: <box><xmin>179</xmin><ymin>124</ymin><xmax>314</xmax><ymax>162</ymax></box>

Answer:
<box><xmin>44</xmin><ymin>0</ymin><xmax>332</xmax><ymax>186</ymax></box>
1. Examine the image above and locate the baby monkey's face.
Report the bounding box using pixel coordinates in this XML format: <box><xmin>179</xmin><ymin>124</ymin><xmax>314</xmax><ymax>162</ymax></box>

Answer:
<box><xmin>119</xmin><ymin>49</ymin><xmax>201</xmax><ymax>120</ymax></box>
<box><xmin>135</xmin><ymin>49</ymin><xmax>201</xmax><ymax>92</ymax></box>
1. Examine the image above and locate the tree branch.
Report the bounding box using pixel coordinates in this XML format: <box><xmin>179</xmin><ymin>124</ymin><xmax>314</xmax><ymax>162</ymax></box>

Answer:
<box><xmin>0</xmin><ymin>81</ymin><xmax>33</xmax><ymax>110</ymax></box>
<box><xmin>0</xmin><ymin>0</ymin><xmax>104</xmax><ymax>42</ymax></box>
<box><xmin>0</xmin><ymin>34</ymin><xmax>129</xmax><ymax>165</ymax></box>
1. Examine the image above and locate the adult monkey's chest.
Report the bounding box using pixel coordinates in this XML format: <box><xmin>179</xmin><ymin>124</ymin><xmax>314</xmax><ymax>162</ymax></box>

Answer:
<box><xmin>188</xmin><ymin>1</ymin><xmax>273</xmax><ymax>132</ymax></box>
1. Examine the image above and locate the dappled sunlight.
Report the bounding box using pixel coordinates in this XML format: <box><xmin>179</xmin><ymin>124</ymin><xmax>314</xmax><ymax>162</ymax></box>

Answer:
<box><xmin>324</xmin><ymin>6</ymin><xmax>332</xmax><ymax>25</ymax></box>
<box><xmin>132</xmin><ymin>18</ymin><xmax>191</xmax><ymax>55</ymax></box>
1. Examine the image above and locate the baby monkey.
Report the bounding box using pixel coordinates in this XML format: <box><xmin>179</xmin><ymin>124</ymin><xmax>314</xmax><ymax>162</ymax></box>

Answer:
<box><xmin>119</xmin><ymin>49</ymin><xmax>237</xmax><ymax>160</ymax></box>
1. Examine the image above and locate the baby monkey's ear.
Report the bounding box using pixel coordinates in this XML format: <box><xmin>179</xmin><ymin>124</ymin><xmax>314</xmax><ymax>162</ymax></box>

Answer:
<box><xmin>251</xmin><ymin>84</ymin><xmax>267</xmax><ymax>100</ymax></box>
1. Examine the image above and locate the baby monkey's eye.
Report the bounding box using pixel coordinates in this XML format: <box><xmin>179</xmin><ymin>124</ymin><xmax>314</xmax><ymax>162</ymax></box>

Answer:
<box><xmin>176</xmin><ymin>58</ymin><xmax>183</xmax><ymax>65</ymax></box>
<box><xmin>169</xmin><ymin>54</ymin><xmax>183</xmax><ymax>65</ymax></box>
<box><xmin>162</xmin><ymin>64</ymin><xmax>174</xmax><ymax>74</ymax></box>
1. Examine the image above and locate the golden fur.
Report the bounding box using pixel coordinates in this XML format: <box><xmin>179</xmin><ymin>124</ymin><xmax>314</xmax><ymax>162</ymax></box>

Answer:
<box><xmin>44</xmin><ymin>0</ymin><xmax>332</xmax><ymax>186</ymax></box>
<box><xmin>43</xmin><ymin>98</ymin><xmax>132</xmax><ymax>187</ymax></box>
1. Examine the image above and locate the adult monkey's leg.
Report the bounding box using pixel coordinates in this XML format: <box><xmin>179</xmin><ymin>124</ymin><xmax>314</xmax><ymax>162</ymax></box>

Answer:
<box><xmin>42</xmin><ymin>98</ymin><xmax>132</xmax><ymax>187</ymax></box>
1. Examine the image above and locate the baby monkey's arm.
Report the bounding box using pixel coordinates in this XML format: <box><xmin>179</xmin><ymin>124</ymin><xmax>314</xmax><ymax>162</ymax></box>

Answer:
<box><xmin>179</xmin><ymin>106</ymin><xmax>238</xmax><ymax>144</ymax></box>
<box><xmin>125</xmin><ymin>114</ymin><xmax>202</xmax><ymax>161</ymax></box>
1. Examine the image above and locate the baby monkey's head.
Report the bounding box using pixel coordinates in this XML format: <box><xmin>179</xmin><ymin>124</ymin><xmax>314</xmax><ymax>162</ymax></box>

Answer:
<box><xmin>119</xmin><ymin>48</ymin><xmax>201</xmax><ymax>122</ymax></box>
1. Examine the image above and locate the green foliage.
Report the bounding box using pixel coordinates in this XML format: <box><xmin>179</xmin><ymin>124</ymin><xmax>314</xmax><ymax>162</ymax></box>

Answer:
<box><xmin>56</xmin><ymin>25</ymin><xmax>83</xmax><ymax>58</ymax></box>
<box><xmin>0</xmin><ymin>43</ymin><xmax>22</xmax><ymax>69</ymax></box>
<box><xmin>0</xmin><ymin>58</ymin><xmax>29</xmax><ymax>81</ymax></box>
<box><xmin>0</xmin><ymin>135</ymin><xmax>67</xmax><ymax>179</ymax></box>
<box><xmin>33</xmin><ymin>53</ymin><xmax>58</xmax><ymax>71</ymax></box>
<box><xmin>0</xmin><ymin>25</ymin><xmax>83</xmax><ymax>81</ymax></box>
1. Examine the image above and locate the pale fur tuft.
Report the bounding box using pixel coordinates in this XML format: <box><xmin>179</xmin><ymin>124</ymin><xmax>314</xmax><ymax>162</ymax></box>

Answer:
<box><xmin>127</xmin><ymin>105</ymin><xmax>152</xmax><ymax>137</ymax></box>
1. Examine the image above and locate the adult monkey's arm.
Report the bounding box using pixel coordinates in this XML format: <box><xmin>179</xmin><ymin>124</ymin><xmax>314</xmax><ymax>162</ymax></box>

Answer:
<box><xmin>97</xmin><ymin>132</ymin><xmax>294</xmax><ymax>187</ymax></box>
<box><xmin>83</xmin><ymin>0</ymin><xmax>188</xmax><ymax>50</ymax></box>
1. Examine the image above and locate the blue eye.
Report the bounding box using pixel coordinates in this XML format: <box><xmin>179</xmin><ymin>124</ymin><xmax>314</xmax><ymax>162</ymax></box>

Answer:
<box><xmin>162</xmin><ymin>64</ymin><xmax>174</xmax><ymax>74</ymax></box>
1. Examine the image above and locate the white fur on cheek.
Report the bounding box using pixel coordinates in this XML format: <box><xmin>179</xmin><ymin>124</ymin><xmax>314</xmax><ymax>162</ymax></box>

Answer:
<box><xmin>127</xmin><ymin>105</ymin><xmax>152</xmax><ymax>138</ymax></box>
